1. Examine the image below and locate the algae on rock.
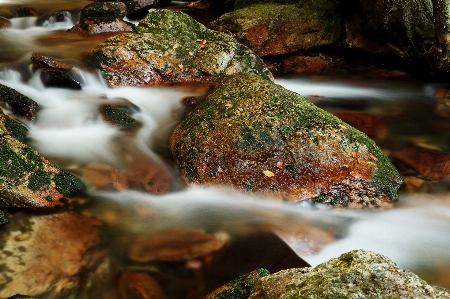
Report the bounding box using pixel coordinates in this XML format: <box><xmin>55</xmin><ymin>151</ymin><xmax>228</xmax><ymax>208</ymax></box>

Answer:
<box><xmin>170</xmin><ymin>72</ymin><xmax>403</xmax><ymax>207</ymax></box>
<box><xmin>91</xmin><ymin>9</ymin><xmax>272</xmax><ymax>87</ymax></box>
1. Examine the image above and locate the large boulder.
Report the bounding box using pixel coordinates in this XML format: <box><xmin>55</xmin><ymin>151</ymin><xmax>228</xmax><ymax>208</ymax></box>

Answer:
<box><xmin>91</xmin><ymin>9</ymin><xmax>273</xmax><ymax>87</ymax></box>
<box><xmin>208</xmin><ymin>3</ymin><xmax>341</xmax><ymax>57</ymax></box>
<box><xmin>247</xmin><ymin>250</ymin><xmax>450</xmax><ymax>299</ymax></box>
<box><xmin>360</xmin><ymin>0</ymin><xmax>434</xmax><ymax>57</ymax></box>
<box><xmin>169</xmin><ymin>72</ymin><xmax>403</xmax><ymax>207</ymax></box>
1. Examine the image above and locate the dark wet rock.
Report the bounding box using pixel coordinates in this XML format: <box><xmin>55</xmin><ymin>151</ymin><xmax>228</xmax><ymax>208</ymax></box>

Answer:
<box><xmin>234</xmin><ymin>0</ymin><xmax>338</xmax><ymax>10</ymax></box>
<box><xmin>0</xmin><ymin>134</ymin><xmax>85</xmax><ymax>208</ymax></box>
<box><xmin>0</xmin><ymin>212</ymin><xmax>106</xmax><ymax>298</ymax></box>
<box><xmin>203</xmin><ymin>269</ymin><xmax>270</xmax><ymax>299</ymax></box>
<box><xmin>393</xmin><ymin>146</ymin><xmax>450</xmax><ymax>181</ymax></box>
<box><xmin>333</xmin><ymin>112</ymin><xmax>387</xmax><ymax>139</ymax></box>
<box><xmin>80</xmin><ymin>1</ymin><xmax>128</xmax><ymax>20</ymax></box>
<box><xmin>342</xmin><ymin>11</ymin><xmax>391</xmax><ymax>54</ymax></box>
<box><xmin>169</xmin><ymin>72</ymin><xmax>403</xmax><ymax>207</ymax></box>
<box><xmin>99</xmin><ymin>104</ymin><xmax>141</xmax><ymax>130</ymax></box>
<box><xmin>7</xmin><ymin>295</ymin><xmax>38</xmax><ymax>299</ymax></box>
<box><xmin>360</xmin><ymin>0</ymin><xmax>434</xmax><ymax>58</ymax></box>
<box><xmin>30</xmin><ymin>52</ymin><xmax>73</xmax><ymax>71</ymax></box>
<box><xmin>188</xmin><ymin>0</ymin><xmax>235</xmax><ymax>12</ymax></box>
<box><xmin>208</xmin><ymin>3</ymin><xmax>341</xmax><ymax>57</ymax></box>
<box><xmin>128</xmin><ymin>228</ymin><xmax>226</xmax><ymax>262</ymax></box>
<box><xmin>124</xmin><ymin>0</ymin><xmax>172</xmax><ymax>19</ymax></box>
<box><xmin>91</xmin><ymin>9</ymin><xmax>272</xmax><ymax>87</ymax></box>
<box><xmin>40</xmin><ymin>69</ymin><xmax>82</xmax><ymax>90</ymax></box>
<box><xmin>15</xmin><ymin>7</ymin><xmax>38</xmax><ymax>18</ymax></box>
<box><xmin>435</xmin><ymin>87</ymin><xmax>450</xmax><ymax>118</ymax></box>
<box><xmin>0</xmin><ymin>16</ymin><xmax>11</xmax><ymax>29</ymax></box>
<box><xmin>0</xmin><ymin>84</ymin><xmax>40</xmax><ymax>121</ymax></box>
<box><xmin>247</xmin><ymin>250</ymin><xmax>450</xmax><ymax>299</ymax></box>
<box><xmin>0</xmin><ymin>108</ymin><xmax>28</xmax><ymax>142</ymax></box>
<box><xmin>274</xmin><ymin>55</ymin><xmax>329</xmax><ymax>74</ymax></box>
<box><xmin>69</xmin><ymin>17</ymin><xmax>135</xmax><ymax>35</ymax></box>
<box><xmin>118</xmin><ymin>272</ymin><xmax>169</xmax><ymax>299</ymax></box>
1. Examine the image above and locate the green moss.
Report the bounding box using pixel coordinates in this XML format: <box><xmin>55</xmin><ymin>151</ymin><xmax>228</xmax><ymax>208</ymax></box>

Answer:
<box><xmin>45</xmin><ymin>195</ymin><xmax>54</xmax><ymax>203</ymax></box>
<box><xmin>53</xmin><ymin>169</ymin><xmax>85</xmax><ymax>197</ymax></box>
<box><xmin>3</xmin><ymin>117</ymin><xmax>28</xmax><ymax>142</ymax></box>
<box><xmin>99</xmin><ymin>104</ymin><xmax>141</xmax><ymax>130</ymax></box>
<box><xmin>0</xmin><ymin>210</ymin><xmax>8</xmax><ymax>225</ymax></box>
<box><xmin>0</xmin><ymin>84</ymin><xmax>40</xmax><ymax>120</ymax></box>
<box><xmin>210</xmin><ymin>269</ymin><xmax>270</xmax><ymax>299</ymax></box>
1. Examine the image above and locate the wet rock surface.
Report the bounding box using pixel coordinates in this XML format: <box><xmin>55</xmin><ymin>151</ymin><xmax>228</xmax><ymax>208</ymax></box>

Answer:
<box><xmin>0</xmin><ymin>133</ymin><xmax>85</xmax><ymax>208</ymax></box>
<box><xmin>0</xmin><ymin>84</ymin><xmax>40</xmax><ymax>121</ymax></box>
<box><xmin>393</xmin><ymin>146</ymin><xmax>450</xmax><ymax>181</ymax></box>
<box><xmin>80</xmin><ymin>1</ymin><xmax>128</xmax><ymax>20</ymax></box>
<box><xmin>208</xmin><ymin>3</ymin><xmax>341</xmax><ymax>57</ymax></box>
<box><xmin>0</xmin><ymin>16</ymin><xmax>10</xmax><ymax>28</ymax></box>
<box><xmin>0</xmin><ymin>108</ymin><xmax>28</xmax><ymax>142</ymax></box>
<box><xmin>118</xmin><ymin>272</ymin><xmax>169</xmax><ymax>299</ymax></box>
<box><xmin>333</xmin><ymin>112</ymin><xmax>387</xmax><ymax>139</ymax></box>
<box><xmin>91</xmin><ymin>9</ymin><xmax>273</xmax><ymax>87</ymax></box>
<box><xmin>99</xmin><ymin>103</ymin><xmax>141</xmax><ymax>130</ymax></box>
<box><xmin>0</xmin><ymin>212</ymin><xmax>106</xmax><ymax>298</ymax></box>
<box><xmin>246</xmin><ymin>250</ymin><xmax>450</xmax><ymax>299</ymax></box>
<box><xmin>170</xmin><ymin>72</ymin><xmax>403</xmax><ymax>207</ymax></box>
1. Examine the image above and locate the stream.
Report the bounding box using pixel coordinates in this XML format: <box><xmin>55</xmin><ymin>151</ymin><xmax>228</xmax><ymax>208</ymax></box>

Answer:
<box><xmin>1</xmin><ymin>0</ymin><xmax>450</xmax><ymax>297</ymax></box>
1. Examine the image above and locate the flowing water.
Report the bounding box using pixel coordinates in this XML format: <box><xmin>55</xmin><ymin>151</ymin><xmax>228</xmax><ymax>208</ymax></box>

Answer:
<box><xmin>1</xmin><ymin>0</ymin><xmax>450</xmax><ymax>297</ymax></box>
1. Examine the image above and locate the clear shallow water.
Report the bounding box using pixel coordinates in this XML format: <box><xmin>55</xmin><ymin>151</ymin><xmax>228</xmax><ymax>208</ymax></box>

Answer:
<box><xmin>0</xmin><ymin>1</ymin><xmax>450</xmax><ymax>296</ymax></box>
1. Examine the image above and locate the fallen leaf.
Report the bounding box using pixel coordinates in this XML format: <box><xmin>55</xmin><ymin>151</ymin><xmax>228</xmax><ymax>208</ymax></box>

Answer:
<box><xmin>263</xmin><ymin>170</ymin><xmax>275</xmax><ymax>177</ymax></box>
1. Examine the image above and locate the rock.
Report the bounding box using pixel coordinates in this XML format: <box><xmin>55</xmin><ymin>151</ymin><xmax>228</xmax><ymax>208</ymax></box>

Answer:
<box><xmin>118</xmin><ymin>272</ymin><xmax>169</xmax><ymax>299</ymax></box>
<box><xmin>99</xmin><ymin>104</ymin><xmax>141</xmax><ymax>130</ymax></box>
<box><xmin>125</xmin><ymin>0</ymin><xmax>172</xmax><ymax>19</ymax></box>
<box><xmin>169</xmin><ymin>72</ymin><xmax>403</xmax><ymax>207</ymax></box>
<box><xmin>234</xmin><ymin>0</ymin><xmax>339</xmax><ymax>10</ymax></box>
<box><xmin>247</xmin><ymin>250</ymin><xmax>450</xmax><ymax>299</ymax></box>
<box><xmin>0</xmin><ymin>212</ymin><xmax>106</xmax><ymax>298</ymax></box>
<box><xmin>0</xmin><ymin>209</ymin><xmax>7</xmax><ymax>225</ymax></box>
<box><xmin>202</xmin><ymin>269</ymin><xmax>270</xmax><ymax>299</ymax></box>
<box><xmin>128</xmin><ymin>228</ymin><xmax>226</xmax><ymax>262</ymax></box>
<box><xmin>80</xmin><ymin>1</ymin><xmax>128</xmax><ymax>20</ymax></box>
<box><xmin>274</xmin><ymin>55</ymin><xmax>329</xmax><ymax>74</ymax></box>
<box><xmin>15</xmin><ymin>7</ymin><xmax>38</xmax><ymax>18</ymax></box>
<box><xmin>0</xmin><ymin>108</ymin><xmax>28</xmax><ymax>142</ymax></box>
<box><xmin>0</xmin><ymin>84</ymin><xmax>40</xmax><ymax>121</ymax></box>
<box><xmin>0</xmin><ymin>133</ymin><xmax>85</xmax><ymax>208</ymax></box>
<box><xmin>0</xmin><ymin>16</ymin><xmax>11</xmax><ymax>29</ymax></box>
<box><xmin>435</xmin><ymin>87</ymin><xmax>450</xmax><ymax>118</ymax></box>
<box><xmin>333</xmin><ymin>112</ymin><xmax>387</xmax><ymax>139</ymax></box>
<box><xmin>188</xmin><ymin>0</ymin><xmax>235</xmax><ymax>12</ymax></box>
<box><xmin>90</xmin><ymin>9</ymin><xmax>272</xmax><ymax>87</ymax></box>
<box><xmin>69</xmin><ymin>17</ymin><xmax>135</xmax><ymax>35</ymax></box>
<box><xmin>393</xmin><ymin>146</ymin><xmax>450</xmax><ymax>181</ymax></box>
<box><xmin>208</xmin><ymin>3</ymin><xmax>341</xmax><ymax>57</ymax></box>
<box><xmin>360</xmin><ymin>0</ymin><xmax>434</xmax><ymax>58</ymax></box>
<box><xmin>7</xmin><ymin>295</ymin><xmax>38</xmax><ymax>299</ymax></box>
<box><xmin>30</xmin><ymin>52</ymin><xmax>73</xmax><ymax>71</ymax></box>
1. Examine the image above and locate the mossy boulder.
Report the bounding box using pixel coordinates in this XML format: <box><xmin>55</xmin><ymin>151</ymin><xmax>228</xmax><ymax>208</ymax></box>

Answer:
<box><xmin>91</xmin><ymin>9</ymin><xmax>272</xmax><ymax>87</ymax></box>
<box><xmin>0</xmin><ymin>84</ymin><xmax>40</xmax><ymax>121</ymax></box>
<box><xmin>169</xmin><ymin>72</ymin><xmax>403</xmax><ymax>207</ymax></box>
<box><xmin>0</xmin><ymin>109</ymin><xmax>28</xmax><ymax>142</ymax></box>
<box><xmin>247</xmin><ymin>250</ymin><xmax>450</xmax><ymax>299</ymax></box>
<box><xmin>208</xmin><ymin>3</ymin><xmax>341</xmax><ymax>56</ymax></box>
<box><xmin>80</xmin><ymin>2</ymin><xmax>128</xmax><ymax>20</ymax></box>
<box><xmin>0</xmin><ymin>133</ymin><xmax>85</xmax><ymax>208</ymax></box>
<box><xmin>99</xmin><ymin>104</ymin><xmax>141</xmax><ymax>130</ymax></box>
<box><xmin>204</xmin><ymin>269</ymin><xmax>271</xmax><ymax>299</ymax></box>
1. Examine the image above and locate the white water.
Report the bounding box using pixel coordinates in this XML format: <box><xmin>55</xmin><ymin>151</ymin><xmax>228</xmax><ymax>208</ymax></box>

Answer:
<box><xmin>0</xmin><ymin>10</ymin><xmax>449</xmax><ymax>291</ymax></box>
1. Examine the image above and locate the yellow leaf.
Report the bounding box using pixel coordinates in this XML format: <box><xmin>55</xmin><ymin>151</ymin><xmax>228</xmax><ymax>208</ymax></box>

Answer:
<box><xmin>263</xmin><ymin>170</ymin><xmax>275</xmax><ymax>177</ymax></box>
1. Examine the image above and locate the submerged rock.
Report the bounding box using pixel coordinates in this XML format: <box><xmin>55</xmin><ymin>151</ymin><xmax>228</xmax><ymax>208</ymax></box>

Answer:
<box><xmin>0</xmin><ymin>133</ymin><xmax>85</xmax><ymax>208</ymax></box>
<box><xmin>0</xmin><ymin>84</ymin><xmax>40</xmax><ymax>121</ymax></box>
<box><xmin>170</xmin><ymin>72</ymin><xmax>403</xmax><ymax>207</ymax></box>
<box><xmin>247</xmin><ymin>250</ymin><xmax>450</xmax><ymax>299</ymax></box>
<box><xmin>0</xmin><ymin>212</ymin><xmax>107</xmax><ymax>298</ymax></box>
<box><xmin>118</xmin><ymin>272</ymin><xmax>169</xmax><ymax>299</ymax></box>
<box><xmin>91</xmin><ymin>9</ymin><xmax>272</xmax><ymax>87</ymax></box>
<box><xmin>208</xmin><ymin>3</ymin><xmax>341</xmax><ymax>56</ymax></box>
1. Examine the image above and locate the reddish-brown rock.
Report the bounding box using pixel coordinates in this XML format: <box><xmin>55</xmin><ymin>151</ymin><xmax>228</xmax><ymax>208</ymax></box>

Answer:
<box><xmin>118</xmin><ymin>272</ymin><xmax>169</xmax><ymax>299</ymax></box>
<box><xmin>276</xmin><ymin>56</ymin><xmax>329</xmax><ymax>74</ymax></box>
<box><xmin>393</xmin><ymin>146</ymin><xmax>450</xmax><ymax>180</ymax></box>
<box><xmin>333</xmin><ymin>112</ymin><xmax>387</xmax><ymax>139</ymax></box>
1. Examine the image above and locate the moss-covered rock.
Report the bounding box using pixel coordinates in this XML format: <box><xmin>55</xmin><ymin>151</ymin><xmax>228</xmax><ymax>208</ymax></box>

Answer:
<box><xmin>0</xmin><ymin>133</ymin><xmax>85</xmax><ymax>208</ymax></box>
<box><xmin>80</xmin><ymin>1</ymin><xmax>128</xmax><ymax>20</ymax></box>
<box><xmin>69</xmin><ymin>17</ymin><xmax>135</xmax><ymax>35</ymax></box>
<box><xmin>0</xmin><ymin>84</ymin><xmax>40</xmax><ymax>121</ymax></box>
<box><xmin>247</xmin><ymin>250</ymin><xmax>450</xmax><ymax>299</ymax></box>
<box><xmin>208</xmin><ymin>3</ymin><xmax>341</xmax><ymax>56</ymax></box>
<box><xmin>0</xmin><ymin>209</ymin><xmax>7</xmax><ymax>225</ymax></box>
<box><xmin>234</xmin><ymin>0</ymin><xmax>339</xmax><ymax>10</ymax></box>
<box><xmin>204</xmin><ymin>269</ymin><xmax>270</xmax><ymax>299</ymax></box>
<box><xmin>99</xmin><ymin>104</ymin><xmax>141</xmax><ymax>130</ymax></box>
<box><xmin>91</xmin><ymin>9</ymin><xmax>272</xmax><ymax>87</ymax></box>
<box><xmin>169</xmin><ymin>72</ymin><xmax>403</xmax><ymax>207</ymax></box>
<box><xmin>0</xmin><ymin>109</ymin><xmax>28</xmax><ymax>142</ymax></box>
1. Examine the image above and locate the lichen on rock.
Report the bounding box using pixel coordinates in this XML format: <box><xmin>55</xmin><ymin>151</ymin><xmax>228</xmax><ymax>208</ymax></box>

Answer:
<box><xmin>169</xmin><ymin>72</ymin><xmax>403</xmax><ymax>207</ymax></box>
<box><xmin>91</xmin><ymin>9</ymin><xmax>273</xmax><ymax>87</ymax></box>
